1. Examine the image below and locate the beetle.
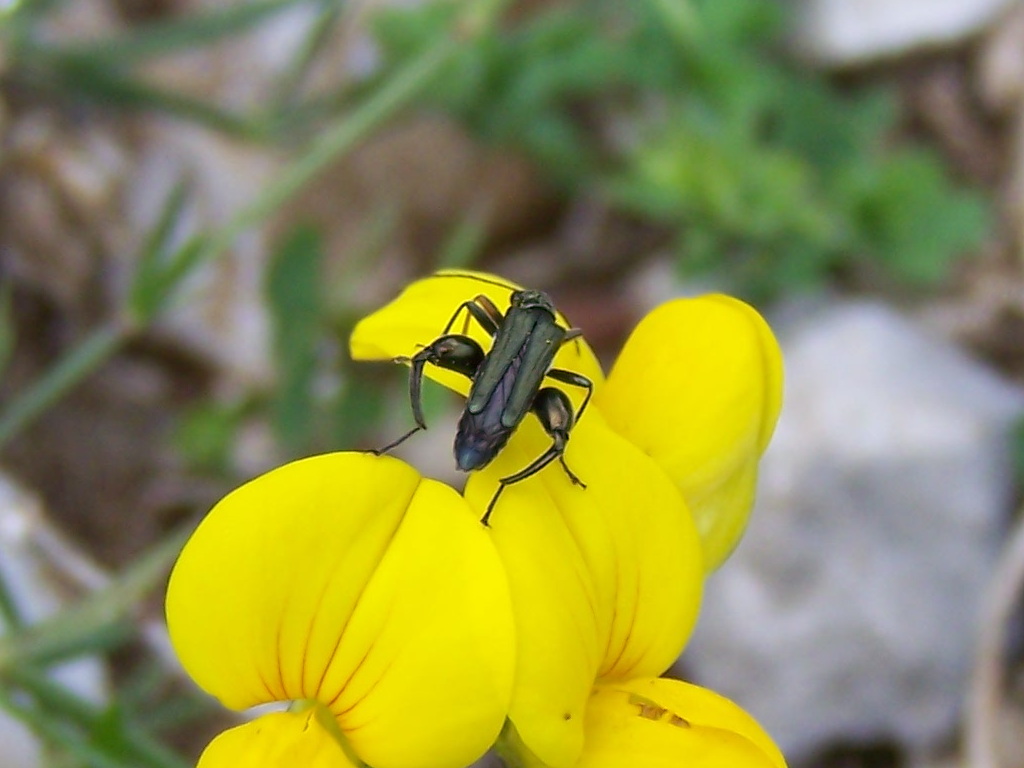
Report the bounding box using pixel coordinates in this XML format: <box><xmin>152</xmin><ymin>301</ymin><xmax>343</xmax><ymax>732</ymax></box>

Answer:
<box><xmin>377</xmin><ymin>274</ymin><xmax>594</xmax><ymax>525</ymax></box>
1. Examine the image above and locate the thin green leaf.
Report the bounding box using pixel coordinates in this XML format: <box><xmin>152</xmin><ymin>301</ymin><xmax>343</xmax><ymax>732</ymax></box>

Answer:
<box><xmin>43</xmin><ymin>65</ymin><xmax>258</xmax><ymax>137</ymax></box>
<box><xmin>267</xmin><ymin>224</ymin><xmax>324</xmax><ymax>454</ymax></box>
<box><xmin>0</xmin><ymin>324</ymin><xmax>123</xmax><ymax>450</ymax></box>
<box><xmin>0</xmin><ymin>527</ymin><xmax>189</xmax><ymax>670</ymax></box>
<box><xmin>5</xmin><ymin>667</ymin><xmax>189</xmax><ymax>768</ymax></box>
<box><xmin>129</xmin><ymin>177</ymin><xmax>192</xmax><ymax>325</ymax></box>
<box><xmin>0</xmin><ymin>561</ymin><xmax>25</xmax><ymax>630</ymax></box>
<box><xmin>269</xmin><ymin>0</ymin><xmax>344</xmax><ymax>112</ymax></box>
<box><xmin>0</xmin><ymin>685</ymin><xmax>128</xmax><ymax>768</ymax></box>
<box><xmin>0</xmin><ymin>281</ymin><xmax>14</xmax><ymax>379</ymax></box>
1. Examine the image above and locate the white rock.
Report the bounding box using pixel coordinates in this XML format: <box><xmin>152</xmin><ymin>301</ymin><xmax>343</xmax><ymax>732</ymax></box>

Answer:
<box><xmin>796</xmin><ymin>0</ymin><xmax>1016</xmax><ymax>66</ymax></box>
<box><xmin>682</xmin><ymin>301</ymin><xmax>1023</xmax><ymax>760</ymax></box>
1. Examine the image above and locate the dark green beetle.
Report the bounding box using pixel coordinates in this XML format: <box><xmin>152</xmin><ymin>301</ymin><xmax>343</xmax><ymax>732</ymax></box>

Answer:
<box><xmin>378</xmin><ymin>275</ymin><xmax>593</xmax><ymax>524</ymax></box>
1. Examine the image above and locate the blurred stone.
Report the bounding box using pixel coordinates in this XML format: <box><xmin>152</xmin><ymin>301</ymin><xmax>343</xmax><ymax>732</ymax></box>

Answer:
<box><xmin>681</xmin><ymin>301</ymin><xmax>1024</xmax><ymax>760</ymax></box>
<box><xmin>0</xmin><ymin>472</ymin><xmax>109</xmax><ymax>768</ymax></box>
<box><xmin>120</xmin><ymin>120</ymin><xmax>277</xmax><ymax>388</ymax></box>
<box><xmin>979</xmin><ymin>3</ymin><xmax>1024</xmax><ymax>114</ymax></box>
<box><xmin>795</xmin><ymin>0</ymin><xmax>1016</xmax><ymax>66</ymax></box>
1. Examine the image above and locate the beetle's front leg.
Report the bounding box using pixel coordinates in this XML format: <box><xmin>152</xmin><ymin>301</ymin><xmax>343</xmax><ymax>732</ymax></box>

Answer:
<box><xmin>480</xmin><ymin>387</ymin><xmax>584</xmax><ymax>526</ymax></box>
<box><xmin>375</xmin><ymin>335</ymin><xmax>485</xmax><ymax>456</ymax></box>
<box><xmin>561</xmin><ymin>326</ymin><xmax>584</xmax><ymax>354</ymax></box>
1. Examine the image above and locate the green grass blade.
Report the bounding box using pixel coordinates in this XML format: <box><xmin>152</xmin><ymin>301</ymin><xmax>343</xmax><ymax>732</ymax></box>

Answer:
<box><xmin>39</xmin><ymin>0</ymin><xmax>312</xmax><ymax>67</ymax></box>
<box><xmin>0</xmin><ymin>324</ymin><xmax>124</xmax><ymax>450</ymax></box>
<box><xmin>268</xmin><ymin>0</ymin><xmax>344</xmax><ymax>112</ymax></box>
<box><xmin>0</xmin><ymin>526</ymin><xmax>188</xmax><ymax>670</ymax></box>
<box><xmin>129</xmin><ymin>177</ymin><xmax>192</xmax><ymax>323</ymax></box>
<box><xmin>45</xmin><ymin>65</ymin><xmax>258</xmax><ymax>137</ymax></box>
<box><xmin>0</xmin><ymin>282</ymin><xmax>14</xmax><ymax>379</ymax></box>
<box><xmin>267</xmin><ymin>224</ymin><xmax>324</xmax><ymax>454</ymax></box>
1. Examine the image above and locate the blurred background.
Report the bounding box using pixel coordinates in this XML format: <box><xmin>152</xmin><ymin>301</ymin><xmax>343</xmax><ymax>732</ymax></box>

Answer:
<box><xmin>0</xmin><ymin>0</ymin><xmax>1021</xmax><ymax>766</ymax></box>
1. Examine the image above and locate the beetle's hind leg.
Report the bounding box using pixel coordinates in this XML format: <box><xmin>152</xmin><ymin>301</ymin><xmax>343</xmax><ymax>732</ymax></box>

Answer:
<box><xmin>480</xmin><ymin>387</ymin><xmax>584</xmax><ymax>526</ymax></box>
<box><xmin>545</xmin><ymin>367</ymin><xmax>594</xmax><ymax>423</ymax></box>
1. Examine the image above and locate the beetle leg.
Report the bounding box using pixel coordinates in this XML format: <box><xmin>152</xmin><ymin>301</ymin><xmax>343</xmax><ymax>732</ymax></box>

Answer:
<box><xmin>441</xmin><ymin>295</ymin><xmax>504</xmax><ymax>336</ymax></box>
<box><xmin>376</xmin><ymin>335</ymin><xmax>485</xmax><ymax>455</ymax></box>
<box><xmin>405</xmin><ymin>354</ymin><xmax>432</xmax><ymax>433</ymax></box>
<box><xmin>471</xmin><ymin>294</ymin><xmax>504</xmax><ymax>334</ymax></box>
<box><xmin>480</xmin><ymin>387</ymin><xmax>584</xmax><ymax>526</ymax></box>
<box><xmin>480</xmin><ymin>485</ymin><xmax>508</xmax><ymax>527</ymax></box>
<box><xmin>545</xmin><ymin>367</ymin><xmax>594</xmax><ymax>423</ymax></box>
<box><xmin>408</xmin><ymin>334</ymin><xmax>485</xmax><ymax>423</ymax></box>
<box><xmin>561</xmin><ymin>326</ymin><xmax>583</xmax><ymax>353</ymax></box>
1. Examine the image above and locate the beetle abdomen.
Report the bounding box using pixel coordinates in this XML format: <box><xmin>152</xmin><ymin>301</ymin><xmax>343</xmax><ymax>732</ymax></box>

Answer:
<box><xmin>454</xmin><ymin>405</ymin><xmax>512</xmax><ymax>471</ymax></box>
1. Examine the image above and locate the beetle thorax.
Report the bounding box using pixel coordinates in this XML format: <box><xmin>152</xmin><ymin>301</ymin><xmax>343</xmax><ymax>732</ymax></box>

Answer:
<box><xmin>510</xmin><ymin>289</ymin><xmax>556</xmax><ymax>314</ymax></box>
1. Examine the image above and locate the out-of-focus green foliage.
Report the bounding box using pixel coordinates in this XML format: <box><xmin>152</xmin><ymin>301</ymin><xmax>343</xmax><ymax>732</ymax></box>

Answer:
<box><xmin>174</xmin><ymin>400</ymin><xmax>249</xmax><ymax>476</ymax></box>
<box><xmin>373</xmin><ymin>0</ymin><xmax>992</xmax><ymax>298</ymax></box>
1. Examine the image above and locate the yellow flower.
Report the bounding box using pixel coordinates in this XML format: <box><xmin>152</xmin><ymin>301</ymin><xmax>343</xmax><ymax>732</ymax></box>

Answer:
<box><xmin>166</xmin><ymin>452</ymin><xmax>516</xmax><ymax>768</ymax></box>
<box><xmin>350</xmin><ymin>271</ymin><xmax>782</xmax><ymax>569</ymax></box>
<box><xmin>350</xmin><ymin>271</ymin><xmax>785</xmax><ymax>768</ymax></box>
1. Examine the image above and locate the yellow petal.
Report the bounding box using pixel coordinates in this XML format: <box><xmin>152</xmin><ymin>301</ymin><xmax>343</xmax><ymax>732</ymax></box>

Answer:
<box><xmin>197</xmin><ymin>709</ymin><xmax>358</xmax><ymax>768</ymax></box>
<box><xmin>578</xmin><ymin>678</ymin><xmax>787</xmax><ymax>768</ymax></box>
<box><xmin>596</xmin><ymin>295</ymin><xmax>783</xmax><ymax>570</ymax></box>
<box><xmin>325</xmin><ymin>476</ymin><xmax>515</xmax><ymax>768</ymax></box>
<box><xmin>467</xmin><ymin>412</ymin><xmax>704</xmax><ymax>768</ymax></box>
<box><xmin>166</xmin><ymin>452</ymin><xmax>515</xmax><ymax>768</ymax></box>
<box><xmin>349</xmin><ymin>270</ymin><xmax>604</xmax><ymax>400</ymax></box>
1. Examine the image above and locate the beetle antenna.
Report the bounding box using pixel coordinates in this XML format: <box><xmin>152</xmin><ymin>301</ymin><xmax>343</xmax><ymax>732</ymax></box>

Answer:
<box><xmin>434</xmin><ymin>270</ymin><xmax>519</xmax><ymax>295</ymax></box>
